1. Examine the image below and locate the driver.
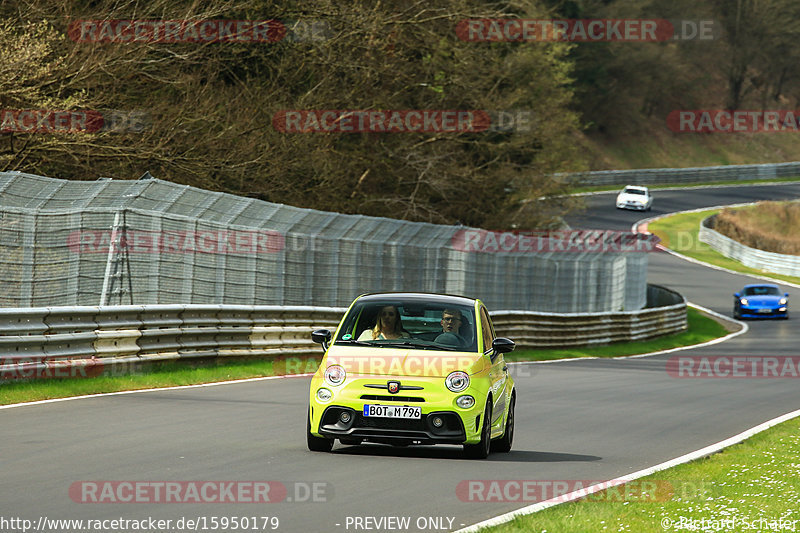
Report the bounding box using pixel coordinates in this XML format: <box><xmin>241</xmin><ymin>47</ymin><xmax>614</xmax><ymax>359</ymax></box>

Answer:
<box><xmin>440</xmin><ymin>308</ymin><xmax>464</xmax><ymax>334</ymax></box>
<box><xmin>435</xmin><ymin>308</ymin><xmax>466</xmax><ymax>347</ymax></box>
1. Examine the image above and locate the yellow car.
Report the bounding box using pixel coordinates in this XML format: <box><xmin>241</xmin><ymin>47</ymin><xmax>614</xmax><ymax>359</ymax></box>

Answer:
<box><xmin>307</xmin><ymin>293</ymin><xmax>516</xmax><ymax>459</ymax></box>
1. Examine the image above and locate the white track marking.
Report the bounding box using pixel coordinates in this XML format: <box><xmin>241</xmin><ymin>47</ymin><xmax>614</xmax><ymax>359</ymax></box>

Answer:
<box><xmin>456</xmin><ymin>406</ymin><xmax>800</xmax><ymax>532</ymax></box>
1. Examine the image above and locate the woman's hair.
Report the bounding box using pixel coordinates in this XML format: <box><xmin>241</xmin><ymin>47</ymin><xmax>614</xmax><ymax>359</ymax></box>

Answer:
<box><xmin>369</xmin><ymin>305</ymin><xmax>403</xmax><ymax>339</ymax></box>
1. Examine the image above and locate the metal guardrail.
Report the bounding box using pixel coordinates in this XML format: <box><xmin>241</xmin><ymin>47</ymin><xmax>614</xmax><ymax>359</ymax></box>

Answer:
<box><xmin>565</xmin><ymin>161</ymin><xmax>800</xmax><ymax>187</ymax></box>
<box><xmin>0</xmin><ymin>288</ymin><xmax>686</xmax><ymax>379</ymax></box>
<box><xmin>492</xmin><ymin>285</ymin><xmax>687</xmax><ymax>348</ymax></box>
<box><xmin>699</xmin><ymin>215</ymin><xmax>800</xmax><ymax>277</ymax></box>
<box><xmin>0</xmin><ymin>305</ymin><xmax>344</xmax><ymax>379</ymax></box>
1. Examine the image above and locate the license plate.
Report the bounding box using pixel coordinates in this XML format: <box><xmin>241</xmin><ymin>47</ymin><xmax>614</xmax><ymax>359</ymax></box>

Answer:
<box><xmin>363</xmin><ymin>404</ymin><xmax>421</xmax><ymax>419</ymax></box>
<box><xmin>757</xmin><ymin>308</ymin><xmax>771</xmax><ymax>313</ymax></box>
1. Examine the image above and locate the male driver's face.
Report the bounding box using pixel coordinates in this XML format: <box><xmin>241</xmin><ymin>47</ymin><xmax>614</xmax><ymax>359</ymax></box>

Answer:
<box><xmin>441</xmin><ymin>312</ymin><xmax>461</xmax><ymax>333</ymax></box>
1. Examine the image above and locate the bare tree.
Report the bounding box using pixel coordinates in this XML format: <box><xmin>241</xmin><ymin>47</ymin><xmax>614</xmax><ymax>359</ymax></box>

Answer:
<box><xmin>1</xmin><ymin>0</ymin><xmax>585</xmax><ymax>229</ymax></box>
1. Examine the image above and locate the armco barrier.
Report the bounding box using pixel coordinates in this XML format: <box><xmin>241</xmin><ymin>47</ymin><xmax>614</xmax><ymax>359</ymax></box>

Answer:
<box><xmin>491</xmin><ymin>285</ymin><xmax>686</xmax><ymax>348</ymax></box>
<box><xmin>0</xmin><ymin>285</ymin><xmax>687</xmax><ymax>379</ymax></box>
<box><xmin>699</xmin><ymin>215</ymin><xmax>800</xmax><ymax>277</ymax></box>
<box><xmin>0</xmin><ymin>305</ymin><xmax>345</xmax><ymax>379</ymax></box>
<box><xmin>0</xmin><ymin>289</ymin><xmax>686</xmax><ymax>378</ymax></box>
<box><xmin>564</xmin><ymin>161</ymin><xmax>800</xmax><ymax>187</ymax></box>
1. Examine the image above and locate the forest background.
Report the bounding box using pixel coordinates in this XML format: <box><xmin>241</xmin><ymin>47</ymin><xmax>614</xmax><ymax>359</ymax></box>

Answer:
<box><xmin>2</xmin><ymin>0</ymin><xmax>799</xmax><ymax>229</ymax></box>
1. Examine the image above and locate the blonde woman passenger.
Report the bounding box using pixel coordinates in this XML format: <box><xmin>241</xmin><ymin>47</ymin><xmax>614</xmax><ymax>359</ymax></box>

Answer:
<box><xmin>358</xmin><ymin>306</ymin><xmax>411</xmax><ymax>340</ymax></box>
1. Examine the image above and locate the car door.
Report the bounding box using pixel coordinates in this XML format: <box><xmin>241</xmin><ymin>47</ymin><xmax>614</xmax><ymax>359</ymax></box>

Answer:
<box><xmin>480</xmin><ymin>305</ymin><xmax>506</xmax><ymax>432</ymax></box>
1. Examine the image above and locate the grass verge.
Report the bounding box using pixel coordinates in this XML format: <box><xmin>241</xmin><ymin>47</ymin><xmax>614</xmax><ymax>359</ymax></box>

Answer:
<box><xmin>506</xmin><ymin>306</ymin><xmax>731</xmax><ymax>362</ymax></box>
<box><xmin>484</xmin><ymin>416</ymin><xmax>800</xmax><ymax>532</ymax></box>
<box><xmin>647</xmin><ymin>209</ymin><xmax>800</xmax><ymax>286</ymax></box>
<box><xmin>0</xmin><ymin>355</ymin><xmax>322</xmax><ymax>406</ymax></box>
<box><xmin>1</xmin><ymin>307</ymin><xmax>731</xmax><ymax>406</ymax></box>
<box><xmin>715</xmin><ymin>201</ymin><xmax>800</xmax><ymax>254</ymax></box>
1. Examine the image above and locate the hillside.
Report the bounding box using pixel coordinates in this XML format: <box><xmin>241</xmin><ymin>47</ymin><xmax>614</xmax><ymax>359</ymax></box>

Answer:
<box><xmin>543</xmin><ymin>0</ymin><xmax>800</xmax><ymax>171</ymax></box>
<box><xmin>2</xmin><ymin>0</ymin><xmax>800</xmax><ymax>229</ymax></box>
<box><xmin>580</xmin><ymin>119</ymin><xmax>800</xmax><ymax>171</ymax></box>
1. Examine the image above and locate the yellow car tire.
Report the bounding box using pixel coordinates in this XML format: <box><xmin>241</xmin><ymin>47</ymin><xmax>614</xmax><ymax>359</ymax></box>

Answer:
<box><xmin>464</xmin><ymin>400</ymin><xmax>492</xmax><ymax>459</ymax></box>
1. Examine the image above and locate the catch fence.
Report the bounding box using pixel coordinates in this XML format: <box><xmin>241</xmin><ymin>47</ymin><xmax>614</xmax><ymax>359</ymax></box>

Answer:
<box><xmin>0</xmin><ymin>171</ymin><xmax>649</xmax><ymax>312</ymax></box>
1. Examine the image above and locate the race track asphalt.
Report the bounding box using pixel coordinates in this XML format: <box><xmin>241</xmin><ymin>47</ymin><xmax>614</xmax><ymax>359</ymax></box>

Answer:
<box><xmin>2</xmin><ymin>183</ymin><xmax>799</xmax><ymax>532</ymax></box>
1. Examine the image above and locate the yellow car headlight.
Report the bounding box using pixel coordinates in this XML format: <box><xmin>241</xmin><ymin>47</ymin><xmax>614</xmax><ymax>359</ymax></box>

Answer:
<box><xmin>446</xmin><ymin>371</ymin><xmax>470</xmax><ymax>393</ymax></box>
<box><xmin>324</xmin><ymin>365</ymin><xmax>346</xmax><ymax>386</ymax></box>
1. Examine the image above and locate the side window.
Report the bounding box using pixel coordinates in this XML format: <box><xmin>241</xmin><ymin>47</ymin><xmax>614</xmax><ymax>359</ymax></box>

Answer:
<box><xmin>479</xmin><ymin>307</ymin><xmax>494</xmax><ymax>354</ymax></box>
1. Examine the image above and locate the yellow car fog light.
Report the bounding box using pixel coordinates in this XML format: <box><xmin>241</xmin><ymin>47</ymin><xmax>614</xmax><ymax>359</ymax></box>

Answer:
<box><xmin>456</xmin><ymin>395</ymin><xmax>475</xmax><ymax>409</ymax></box>
<box><xmin>316</xmin><ymin>388</ymin><xmax>333</xmax><ymax>402</ymax></box>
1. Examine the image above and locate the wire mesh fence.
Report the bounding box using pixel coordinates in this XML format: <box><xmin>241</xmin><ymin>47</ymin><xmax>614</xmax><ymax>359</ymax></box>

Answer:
<box><xmin>0</xmin><ymin>171</ymin><xmax>649</xmax><ymax>312</ymax></box>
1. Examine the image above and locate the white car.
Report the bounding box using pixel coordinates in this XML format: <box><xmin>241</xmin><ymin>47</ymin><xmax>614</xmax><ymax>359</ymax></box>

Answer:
<box><xmin>615</xmin><ymin>185</ymin><xmax>653</xmax><ymax>211</ymax></box>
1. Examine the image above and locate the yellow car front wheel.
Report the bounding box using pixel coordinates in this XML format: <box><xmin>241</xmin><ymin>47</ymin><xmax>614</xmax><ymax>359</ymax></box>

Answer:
<box><xmin>464</xmin><ymin>400</ymin><xmax>492</xmax><ymax>459</ymax></box>
<box><xmin>492</xmin><ymin>393</ymin><xmax>515</xmax><ymax>453</ymax></box>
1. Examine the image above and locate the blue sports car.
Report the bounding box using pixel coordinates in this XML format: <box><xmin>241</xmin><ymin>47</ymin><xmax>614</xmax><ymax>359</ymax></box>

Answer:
<box><xmin>733</xmin><ymin>284</ymin><xmax>789</xmax><ymax>319</ymax></box>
